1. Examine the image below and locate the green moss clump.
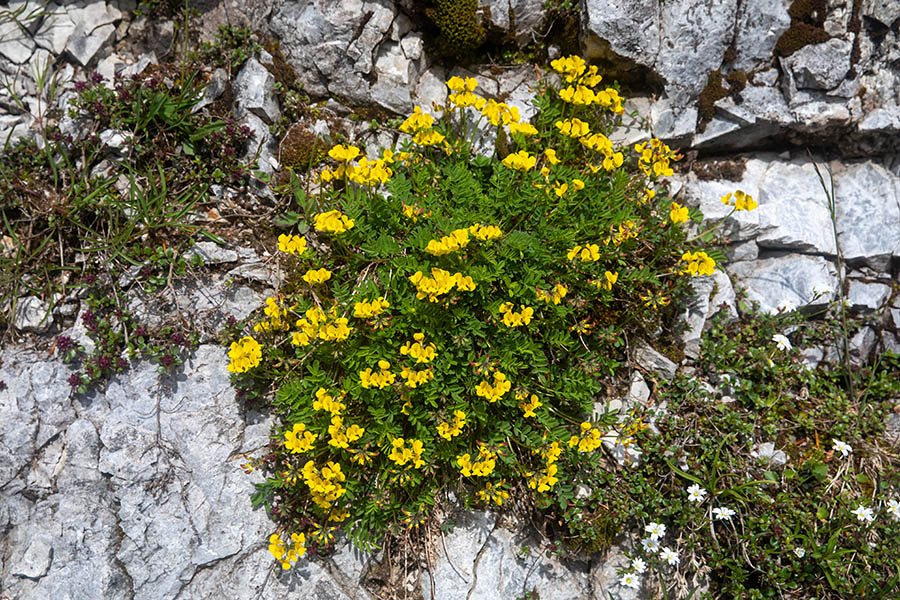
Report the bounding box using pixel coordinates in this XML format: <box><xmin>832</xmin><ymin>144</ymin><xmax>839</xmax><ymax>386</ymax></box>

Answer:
<box><xmin>775</xmin><ymin>22</ymin><xmax>831</xmax><ymax>56</ymax></box>
<box><xmin>775</xmin><ymin>0</ymin><xmax>830</xmax><ymax>57</ymax></box>
<box><xmin>426</xmin><ymin>0</ymin><xmax>486</xmax><ymax>59</ymax></box>
<box><xmin>725</xmin><ymin>69</ymin><xmax>748</xmax><ymax>93</ymax></box>
<box><xmin>697</xmin><ymin>71</ymin><xmax>729</xmax><ymax>131</ymax></box>
<box><xmin>279</xmin><ymin>123</ymin><xmax>326</xmax><ymax>171</ymax></box>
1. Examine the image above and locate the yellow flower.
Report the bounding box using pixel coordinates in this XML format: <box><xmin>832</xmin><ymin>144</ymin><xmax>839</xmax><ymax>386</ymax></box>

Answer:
<box><xmin>554</xmin><ymin>181</ymin><xmax>568</xmax><ymax>197</ymax></box>
<box><xmin>669</xmin><ymin>202</ymin><xmax>689</xmax><ymax>224</ymax></box>
<box><xmin>388</xmin><ymin>437</ymin><xmax>425</xmax><ymax>469</ymax></box>
<box><xmin>544</xmin><ymin>148</ymin><xmax>560</xmax><ymax>165</ymax></box>
<box><xmin>426</xmin><ymin>227</ymin><xmax>471</xmax><ymax>256</ymax></box>
<box><xmin>681</xmin><ymin>251</ymin><xmax>716</xmax><ymax>276</ymax></box>
<box><xmin>400</xmin><ymin>332</ymin><xmax>437</xmax><ymax>363</ymax></box>
<box><xmin>285</xmin><ymin>423</ymin><xmax>318</xmax><ymax>454</ymax></box>
<box><xmin>518</xmin><ymin>393</ymin><xmax>542</xmax><ymax>418</ymax></box>
<box><xmin>353</xmin><ymin>297</ymin><xmax>390</xmax><ymax>319</ymax></box>
<box><xmin>437</xmin><ymin>409</ymin><xmax>467</xmax><ymax>440</ymax></box>
<box><xmin>722</xmin><ymin>190</ymin><xmax>757</xmax><ymax>211</ymax></box>
<box><xmin>567</xmin><ymin>243</ymin><xmax>600</xmax><ymax>263</ymax></box>
<box><xmin>501</xmin><ymin>150</ymin><xmax>536</xmax><ymax>171</ymax></box>
<box><xmin>359</xmin><ymin>360</ymin><xmax>396</xmax><ymax>389</ymax></box>
<box><xmin>469</xmin><ymin>223</ymin><xmax>502</xmax><ymax>240</ymax></box>
<box><xmin>313</xmin><ymin>387</ymin><xmax>346</xmax><ymax>415</ymax></box>
<box><xmin>399</xmin><ymin>106</ymin><xmax>435</xmax><ymax>133</ymax></box>
<box><xmin>327</xmin><ymin>144</ymin><xmax>360</xmax><ymax>163</ymax></box>
<box><xmin>550</xmin><ymin>55</ymin><xmax>586</xmax><ymax>82</ymax></box>
<box><xmin>227</xmin><ymin>336</ymin><xmax>262</xmax><ymax>373</ymax></box>
<box><xmin>302</xmin><ymin>267</ymin><xmax>332</xmax><ymax>285</ymax></box>
<box><xmin>277</xmin><ymin>234</ymin><xmax>308</xmax><ymax>255</ymax></box>
<box><xmin>555</xmin><ymin>118</ymin><xmax>590</xmax><ymax>138</ymax></box>
<box><xmin>499</xmin><ymin>303</ymin><xmax>534</xmax><ymax>327</ymax></box>
<box><xmin>314</xmin><ymin>210</ymin><xmax>355</xmax><ymax>234</ymax></box>
<box><xmin>475</xmin><ymin>371</ymin><xmax>511</xmax><ymax>402</ymax></box>
<box><xmin>568</xmin><ymin>422</ymin><xmax>603</xmax><ymax>452</ymax></box>
<box><xmin>572</xmin><ymin>179</ymin><xmax>585</xmax><ymax>191</ymax></box>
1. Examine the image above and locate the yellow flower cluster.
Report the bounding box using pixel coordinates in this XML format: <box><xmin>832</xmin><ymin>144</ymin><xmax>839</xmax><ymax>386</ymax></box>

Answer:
<box><xmin>446</xmin><ymin>76</ymin><xmax>487</xmax><ymax>109</ymax></box>
<box><xmin>328</xmin><ymin>144</ymin><xmax>360</xmax><ymax>162</ymax></box>
<box><xmin>551</xmin><ymin>179</ymin><xmax>585</xmax><ymax>198</ymax></box>
<box><xmin>476</xmin><ymin>480</ymin><xmax>509</xmax><ymax>506</ymax></box>
<box><xmin>327</xmin><ymin>415</ymin><xmax>364</xmax><ymax>449</ymax></box>
<box><xmin>359</xmin><ymin>360</ymin><xmax>396</xmax><ymax>389</ymax></box>
<box><xmin>302</xmin><ymin>267</ymin><xmax>332</xmax><ymax>285</ymax></box>
<box><xmin>302</xmin><ymin>460</ymin><xmax>346</xmax><ymax>509</ymax></box>
<box><xmin>567</xmin><ymin>243</ymin><xmax>600</xmax><ymax>262</ymax></box>
<box><xmin>589</xmin><ymin>270</ymin><xmax>618</xmax><ymax>291</ymax></box>
<box><xmin>482</xmin><ymin>99</ymin><xmax>520</xmax><ymax>126</ymax></box>
<box><xmin>437</xmin><ymin>409</ymin><xmax>467</xmax><ymax>440</ymax></box>
<box><xmin>609</xmin><ymin>220</ymin><xmax>639</xmax><ymax>246</ymax></box>
<box><xmin>400</xmin><ymin>365</ymin><xmax>434</xmax><ymax>388</ymax></box>
<box><xmin>277</xmin><ymin>234</ymin><xmax>307</xmax><ymax>255</ymax></box>
<box><xmin>640</xmin><ymin>290</ymin><xmax>671</xmax><ymax>309</ymax></box>
<box><xmin>555</xmin><ymin>118</ymin><xmax>590</xmax><ymax>138</ymax></box>
<box><xmin>568</xmin><ymin>422</ymin><xmax>603</xmax><ymax>452</ymax></box>
<box><xmin>499</xmin><ymin>302</ymin><xmax>534</xmax><ymax>327</ymax></box>
<box><xmin>292</xmin><ymin>306</ymin><xmax>353</xmax><ymax>346</ymax></box>
<box><xmin>408</xmin><ymin>268</ymin><xmax>476</xmax><ymax>302</ymax></box>
<box><xmin>581</xmin><ymin>133</ymin><xmax>624</xmax><ymax>170</ymax></box>
<box><xmin>527</xmin><ymin>440</ymin><xmax>562</xmax><ymax>492</ymax></box>
<box><xmin>353</xmin><ymin>297</ymin><xmax>389</xmax><ymax>319</ymax></box>
<box><xmin>681</xmin><ymin>251</ymin><xmax>716</xmax><ymax>276</ymax></box>
<box><xmin>388</xmin><ymin>438</ymin><xmax>425</xmax><ymax>468</ymax></box>
<box><xmin>320</xmin><ymin>150</ymin><xmax>394</xmax><ymax>186</ymax></box>
<box><xmin>400</xmin><ymin>332</ymin><xmax>437</xmax><ymax>363</ymax></box>
<box><xmin>502</xmin><ymin>150</ymin><xmax>536</xmax><ymax>171</ymax></box>
<box><xmin>475</xmin><ymin>371</ymin><xmax>511</xmax><ymax>402</ymax></box>
<box><xmin>551</xmin><ymin>55</ymin><xmax>588</xmax><ymax>82</ymax></box>
<box><xmin>399</xmin><ymin>105</ymin><xmax>434</xmax><ymax>133</ymax></box>
<box><xmin>401</xmin><ymin>202</ymin><xmax>430</xmax><ymax>222</ymax></box>
<box><xmin>670</xmin><ymin>202</ymin><xmax>689</xmax><ymax>224</ymax></box>
<box><xmin>254</xmin><ymin>296</ymin><xmax>291</xmax><ymax>333</ymax></box>
<box><xmin>227</xmin><ymin>336</ymin><xmax>262</xmax><ymax>373</ymax></box>
<box><xmin>314</xmin><ymin>209</ymin><xmax>355</xmax><ymax>234</ymax></box>
<box><xmin>268</xmin><ymin>532</ymin><xmax>306</xmax><ymax>570</ymax></box>
<box><xmin>536</xmin><ymin>283</ymin><xmax>567</xmax><ymax>305</ymax></box>
<box><xmin>313</xmin><ymin>387</ymin><xmax>346</xmax><ymax>415</ymax></box>
<box><xmin>635</xmin><ymin>139</ymin><xmax>677</xmax><ymax>177</ymax></box>
<box><xmin>426</xmin><ymin>227</ymin><xmax>471</xmax><ymax>256</ymax></box>
<box><xmin>468</xmin><ymin>223</ymin><xmax>502</xmax><ymax>240</ymax></box>
<box><xmin>457</xmin><ymin>446</ymin><xmax>497</xmax><ymax>477</ymax></box>
<box><xmin>721</xmin><ymin>190</ymin><xmax>757</xmax><ymax>211</ymax></box>
<box><xmin>284</xmin><ymin>423</ymin><xmax>317</xmax><ymax>454</ymax></box>
<box><xmin>516</xmin><ymin>391</ymin><xmax>543</xmax><ymax>418</ymax></box>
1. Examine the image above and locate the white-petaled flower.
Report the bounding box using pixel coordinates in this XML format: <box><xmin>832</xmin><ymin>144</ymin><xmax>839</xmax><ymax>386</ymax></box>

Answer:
<box><xmin>644</xmin><ymin>522</ymin><xmax>666</xmax><ymax>540</ymax></box>
<box><xmin>887</xmin><ymin>499</ymin><xmax>900</xmax><ymax>521</ymax></box>
<box><xmin>793</xmin><ymin>547</ymin><xmax>805</xmax><ymax>558</ymax></box>
<box><xmin>712</xmin><ymin>506</ymin><xmax>736</xmax><ymax>520</ymax></box>
<box><xmin>772</xmin><ymin>334</ymin><xmax>792</xmax><ymax>352</ymax></box>
<box><xmin>851</xmin><ymin>505</ymin><xmax>875</xmax><ymax>523</ymax></box>
<box><xmin>812</xmin><ymin>284</ymin><xmax>831</xmax><ymax>298</ymax></box>
<box><xmin>619</xmin><ymin>572</ymin><xmax>640</xmax><ymax>589</ymax></box>
<box><xmin>687</xmin><ymin>483</ymin><xmax>708</xmax><ymax>503</ymax></box>
<box><xmin>641</xmin><ymin>537</ymin><xmax>661</xmax><ymax>553</ymax></box>
<box><xmin>660</xmin><ymin>546</ymin><xmax>679</xmax><ymax>566</ymax></box>
<box><xmin>630</xmin><ymin>557</ymin><xmax>647</xmax><ymax>574</ymax></box>
<box><xmin>776</xmin><ymin>299</ymin><xmax>797</xmax><ymax>313</ymax></box>
<box><xmin>832</xmin><ymin>439</ymin><xmax>852</xmax><ymax>457</ymax></box>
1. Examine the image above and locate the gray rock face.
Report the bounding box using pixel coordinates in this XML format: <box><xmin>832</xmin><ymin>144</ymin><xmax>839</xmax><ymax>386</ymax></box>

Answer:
<box><xmin>634</xmin><ymin>344</ymin><xmax>678</xmax><ymax>379</ymax></box>
<box><xmin>833</xmin><ymin>162</ymin><xmax>900</xmax><ymax>271</ymax></box>
<box><xmin>33</xmin><ymin>3</ymin><xmax>76</xmax><ymax>54</ymax></box>
<box><xmin>863</xmin><ymin>0</ymin><xmax>900</xmax><ymax>26</ymax></box>
<box><xmin>269</xmin><ymin>0</ymin><xmax>417</xmax><ymax>113</ymax></box>
<box><xmin>730</xmin><ymin>0</ymin><xmax>791</xmax><ymax>72</ymax></box>
<box><xmin>481</xmin><ymin>0</ymin><xmax>546</xmax><ymax>44</ymax></box>
<box><xmin>13</xmin><ymin>295</ymin><xmax>52</xmax><ymax>333</ymax></box>
<box><xmin>784</xmin><ymin>38</ymin><xmax>853</xmax><ymax>91</ymax></box>
<box><xmin>847</xmin><ymin>279</ymin><xmax>892</xmax><ymax>313</ymax></box>
<box><xmin>583</xmin><ymin>0</ymin><xmax>660</xmax><ymax>65</ymax></box>
<box><xmin>421</xmin><ymin>510</ymin><xmax>592</xmax><ymax>600</ymax></box>
<box><xmin>728</xmin><ymin>253</ymin><xmax>840</xmax><ymax>315</ymax></box>
<box><xmin>679</xmin><ymin>269</ymin><xmax>738</xmax><ymax>359</ymax></box>
<box><xmin>682</xmin><ymin>157</ymin><xmax>770</xmax><ymax>241</ymax></box>
<box><xmin>234</xmin><ymin>58</ymin><xmax>281</xmax><ymax>124</ymax></box>
<box><xmin>755</xmin><ymin>160</ymin><xmax>837</xmax><ymax>255</ymax></box>
<box><xmin>0</xmin><ymin>20</ymin><xmax>36</xmax><ymax>64</ymax></box>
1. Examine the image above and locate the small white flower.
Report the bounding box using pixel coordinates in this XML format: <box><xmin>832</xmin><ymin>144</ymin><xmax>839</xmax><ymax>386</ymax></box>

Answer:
<box><xmin>776</xmin><ymin>299</ymin><xmax>797</xmax><ymax>313</ymax></box>
<box><xmin>619</xmin><ymin>572</ymin><xmax>640</xmax><ymax>589</ymax></box>
<box><xmin>887</xmin><ymin>499</ymin><xmax>900</xmax><ymax>521</ymax></box>
<box><xmin>852</xmin><ymin>505</ymin><xmax>875</xmax><ymax>523</ymax></box>
<box><xmin>793</xmin><ymin>547</ymin><xmax>805</xmax><ymax>558</ymax></box>
<box><xmin>812</xmin><ymin>284</ymin><xmax>832</xmax><ymax>298</ymax></box>
<box><xmin>772</xmin><ymin>334</ymin><xmax>792</xmax><ymax>352</ymax></box>
<box><xmin>686</xmin><ymin>483</ymin><xmax>708</xmax><ymax>503</ymax></box>
<box><xmin>641</xmin><ymin>537</ymin><xmax>661</xmax><ymax>553</ymax></box>
<box><xmin>644</xmin><ymin>522</ymin><xmax>666</xmax><ymax>540</ymax></box>
<box><xmin>630</xmin><ymin>557</ymin><xmax>647</xmax><ymax>574</ymax></box>
<box><xmin>712</xmin><ymin>506</ymin><xmax>736</xmax><ymax>520</ymax></box>
<box><xmin>660</xmin><ymin>546</ymin><xmax>680</xmax><ymax>566</ymax></box>
<box><xmin>832</xmin><ymin>439</ymin><xmax>852</xmax><ymax>457</ymax></box>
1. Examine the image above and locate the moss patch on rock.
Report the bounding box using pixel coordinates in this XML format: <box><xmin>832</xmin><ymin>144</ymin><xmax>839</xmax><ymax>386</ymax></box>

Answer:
<box><xmin>775</xmin><ymin>0</ymin><xmax>831</xmax><ymax>57</ymax></box>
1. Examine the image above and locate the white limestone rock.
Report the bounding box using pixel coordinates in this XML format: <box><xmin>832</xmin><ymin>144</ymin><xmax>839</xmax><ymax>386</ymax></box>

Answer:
<box><xmin>833</xmin><ymin>161</ymin><xmax>900</xmax><ymax>271</ymax></box>
<box><xmin>728</xmin><ymin>253</ymin><xmax>840</xmax><ymax>315</ymax></box>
